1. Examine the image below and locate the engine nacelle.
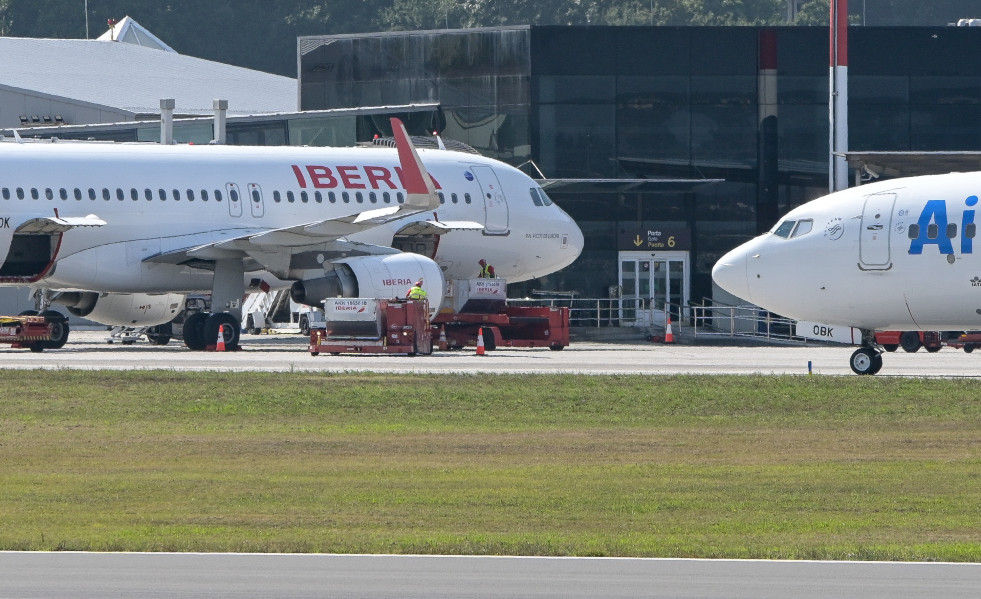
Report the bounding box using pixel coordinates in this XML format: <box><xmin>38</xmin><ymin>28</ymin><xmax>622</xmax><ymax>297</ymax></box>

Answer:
<box><xmin>290</xmin><ymin>253</ymin><xmax>444</xmax><ymax>314</ymax></box>
<box><xmin>54</xmin><ymin>292</ymin><xmax>185</xmax><ymax>326</ymax></box>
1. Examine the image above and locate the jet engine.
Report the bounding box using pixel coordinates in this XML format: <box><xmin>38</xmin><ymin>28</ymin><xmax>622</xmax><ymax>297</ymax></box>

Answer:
<box><xmin>290</xmin><ymin>253</ymin><xmax>444</xmax><ymax>313</ymax></box>
<box><xmin>53</xmin><ymin>292</ymin><xmax>185</xmax><ymax>326</ymax></box>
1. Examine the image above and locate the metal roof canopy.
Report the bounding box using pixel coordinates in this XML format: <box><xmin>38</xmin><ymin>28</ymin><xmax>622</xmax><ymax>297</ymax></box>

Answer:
<box><xmin>842</xmin><ymin>151</ymin><xmax>981</xmax><ymax>180</ymax></box>
<box><xmin>537</xmin><ymin>178</ymin><xmax>723</xmax><ymax>194</ymax></box>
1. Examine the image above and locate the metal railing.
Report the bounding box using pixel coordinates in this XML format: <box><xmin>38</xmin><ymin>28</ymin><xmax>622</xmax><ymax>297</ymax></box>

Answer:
<box><xmin>690</xmin><ymin>301</ymin><xmax>806</xmax><ymax>343</ymax></box>
<box><xmin>506</xmin><ymin>295</ymin><xmax>806</xmax><ymax>343</ymax></box>
<box><xmin>507</xmin><ymin>297</ymin><xmax>687</xmax><ymax>330</ymax></box>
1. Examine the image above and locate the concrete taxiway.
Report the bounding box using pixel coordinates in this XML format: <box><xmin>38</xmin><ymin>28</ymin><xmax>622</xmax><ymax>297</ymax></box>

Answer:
<box><xmin>2</xmin><ymin>553</ymin><xmax>980</xmax><ymax>599</ymax></box>
<box><xmin>2</xmin><ymin>329</ymin><xmax>980</xmax><ymax>376</ymax></box>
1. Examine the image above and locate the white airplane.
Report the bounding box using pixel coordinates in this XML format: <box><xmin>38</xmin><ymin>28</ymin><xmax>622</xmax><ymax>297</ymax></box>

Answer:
<box><xmin>0</xmin><ymin>118</ymin><xmax>583</xmax><ymax>350</ymax></box>
<box><xmin>712</xmin><ymin>171</ymin><xmax>981</xmax><ymax>374</ymax></box>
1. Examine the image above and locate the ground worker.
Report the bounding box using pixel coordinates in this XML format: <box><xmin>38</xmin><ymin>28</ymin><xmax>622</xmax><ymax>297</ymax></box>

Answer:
<box><xmin>487</xmin><ymin>265</ymin><xmax>496</xmax><ymax>278</ymax></box>
<box><xmin>478</xmin><ymin>259</ymin><xmax>492</xmax><ymax>278</ymax></box>
<box><xmin>407</xmin><ymin>279</ymin><xmax>427</xmax><ymax>300</ymax></box>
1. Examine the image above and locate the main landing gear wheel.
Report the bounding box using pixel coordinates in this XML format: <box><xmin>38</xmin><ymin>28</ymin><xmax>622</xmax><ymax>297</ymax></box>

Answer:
<box><xmin>850</xmin><ymin>347</ymin><xmax>883</xmax><ymax>375</ymax></box>
<box><xmin>182</xmin><ymin>312</ymin><xmax>209</xmax><ymax>350</ymax></box>
<box><xmin>204</xmin><ymin>312</ymin><xmax>240</xmax><ymax>351</ymax></box>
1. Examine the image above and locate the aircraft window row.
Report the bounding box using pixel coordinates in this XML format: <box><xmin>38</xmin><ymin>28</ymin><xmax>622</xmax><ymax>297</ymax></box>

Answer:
<box><xmin>1</xmin><ymin>187</ymin><xmax>226</xmax><ymax>203</ymax></box>
<box><xmin>772</xmin><ymin>219</ymin><xmax>814</xmax><ymax>239</ymax></box>
<box><xmin>529</xmin><ymin>187</ymin><xmax>554</xmax><ymax>206</ymax></box>
<box><xmin>0</xmin><ymin>186</ymin><xmax>477</xmax><ymax>209</ymax></box>
<box><xmin>907</xmin><ymin>223</ymin><xmax>975</xmax><ymax>240</ymax></box>
<box><xmin>266</xmin><ymin>190</ymin><xmax>472</xmax><ymax>205</ymax></box>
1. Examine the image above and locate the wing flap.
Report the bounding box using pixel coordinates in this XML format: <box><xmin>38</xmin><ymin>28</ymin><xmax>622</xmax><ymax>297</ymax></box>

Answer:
<box><xmin>16</xmin><ymin>214</ymin><xmax>106</xmax><ymax>234</ymax></box>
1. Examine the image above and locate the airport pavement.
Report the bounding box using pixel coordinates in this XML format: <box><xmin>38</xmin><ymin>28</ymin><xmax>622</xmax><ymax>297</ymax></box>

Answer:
<box><xmin>1</xmin><ymin>329</ymin><xmax>980</xmax><ymax>376</ymax></box>
<box><xmin>1</xmin><ymin>553</ymin><xmax>980</xmax><ymax>599</ymax></box>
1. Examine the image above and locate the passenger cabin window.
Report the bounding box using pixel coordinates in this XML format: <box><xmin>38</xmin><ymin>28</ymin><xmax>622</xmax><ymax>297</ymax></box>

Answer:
<box><xmin>31</xmin><ymin>188</ymin><xmax>39</xmax><ymax>200</ymax></box>
<box><xmin>2</xmin><ymin>188</ymin><xmax>8</xmax><ymax>200</ymax></box>
<box><xmin>287</xmin><ymin>191</ymin><xmax>295</xmax><ymax>203</ymax></box>
<box><xmin>74</xmin><ymin>188</ymin><xmax>82</xmax><ymax>201</ymax></box>
<box><xmin>315</xmin><ymin>191</ymin><xmax>323</xmax><ymax>203</ymax></box>
<box><xmin>159</xmin><ymin>189</ymin><xmax>167</xmax><ymax>201</ymax></box>
<box><xmin>201</xmin><ymin>190</ymin><xmax>209</xmax><ymax>201</ymax></box>
<box><xmin>187</xmin><ymin>189</ymin><xmax>195</xmax><ymax>201</ymax></box>
<box><xmin>59</xmin><ymin>188</ymin><xmax>68</xmax><ymax>200</ymax></box>
<box><xmin>214</xmin><ymin>190</ymin><xmax>222</xmax><ymax>202</ymax></box>
<box><xmin>44</xmin><ymin>188</ymin><xmax>53</xmax><ymax>200</ymax></box>
<box><xmin>273</xmin><ymin>191</ymin><xmax>281</xmax><ymax>203</ymax></box>
<box><xmin>772</xmin><ymin>220</ymin><xmax>796</xmax><ymax>238</ymax></box>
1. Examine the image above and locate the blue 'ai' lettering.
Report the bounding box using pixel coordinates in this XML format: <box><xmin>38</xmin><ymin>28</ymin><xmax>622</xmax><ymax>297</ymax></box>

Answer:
<box><xmin>909</xmin><ymin>199</ymin><xmax>954</xmax><ymax>255</ymax></box>
<box><xmin>963</xmin><ymin>195</ymin><xmax>978</xmax><ymax>255</ymax></box>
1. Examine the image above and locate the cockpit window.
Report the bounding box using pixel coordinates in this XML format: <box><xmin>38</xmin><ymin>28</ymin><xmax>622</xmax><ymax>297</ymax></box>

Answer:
<box><xmin>791</xmin><ymin>219</ymin><xmax>813</xmax><ymax>238</ymax></box>
<box><xmin>529</xmin><ymin>187</ymin><xmax>553</xmax><ymax>207</ymax></box>
<box><xmin>772</xmin><ymin>220</ymin><xmax>796</xmax><ymax>238</ymax></box>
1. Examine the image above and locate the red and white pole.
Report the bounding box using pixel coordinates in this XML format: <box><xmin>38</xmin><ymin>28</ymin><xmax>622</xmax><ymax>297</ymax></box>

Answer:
<box><xmin>829</xmin><ymin>0</ymin><xmax>849</xmax><ymax>191</ymax></box>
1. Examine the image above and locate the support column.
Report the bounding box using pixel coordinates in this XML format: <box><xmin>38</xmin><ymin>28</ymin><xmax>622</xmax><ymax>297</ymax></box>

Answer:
<box><xmin>757</xmin><ymin>28</ymin><xmax>779</xmax><ymax>234</ymax></box>
<box><xmin>160</xmin><ymin>98</ymin><xmax>175</xmax><ymax>145</ymax></box>
<box><xmin>829</xmin><ymin>0</ymin><xmax>849</xmax><ymax>192</ymax></box>
<box><xmin>213</xmin><ymin>99</ymin><xmax>228</xmax><ymax>145</ymax></box>
<box><xmin>211</xmin><ymin>258</ymin><xmax>245</xmax><ymax>322</ymax></box>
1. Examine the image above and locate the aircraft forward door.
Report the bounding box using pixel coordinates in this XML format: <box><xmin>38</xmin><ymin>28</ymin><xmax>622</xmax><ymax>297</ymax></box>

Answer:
<box><xmin>470</xmin><ymin>165</ymin><xmax>510</xmax><ymax>235</ymax></box>
<box><xmin>859</xmin><ymin>193</ymin><xmax>896</xmax><ymax>270</ymax></box>
<box><xmin>226</xmin><ymin>183</ymin><xmax>243</xmax><ymax>218</ymax></box>
<box><xmin>617</xmin><ymin>251</ymin><xmax>690</xmax><ymax>327</ymax></box>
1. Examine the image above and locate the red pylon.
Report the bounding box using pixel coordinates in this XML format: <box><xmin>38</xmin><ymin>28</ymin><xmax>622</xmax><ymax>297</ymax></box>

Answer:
<box><xmin>476</xmin><ymin>327</ymin><xmax>486</xmax><ymax>355</ymax></box>
<box><xmin>664</xmin><ymin>316</ymin><xmax>675</xmax><ymax>344</ymax></box>
<box><xmin>215</xmin><ymin>327</ymin><xmax>226</xmax><ymax>352</ymax></box>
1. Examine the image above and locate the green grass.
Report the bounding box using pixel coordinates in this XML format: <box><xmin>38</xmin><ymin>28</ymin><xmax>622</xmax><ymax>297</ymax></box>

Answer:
<box><xmin>1</xmin><ymin>371</ymin><xmax>980</xmax><ymax>559</ymax></box>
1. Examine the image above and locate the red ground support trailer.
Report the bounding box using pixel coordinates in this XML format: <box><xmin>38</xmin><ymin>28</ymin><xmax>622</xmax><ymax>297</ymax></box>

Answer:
<box><xmin>431</xmin><ymin>279</ymin><xmax>570</xmax><ymax>351</ymax></box>
<box><xmin>875</xmin><ymin>330</ymin><xmax>942</xmax><ymax>353</ymax></box>
<box><xmin>946</xmin><ymin>332</ymin><xmax>981</xmax><ymax>353</ymax></box>
<box><xmin>0</xmin><ymin>314</ymin><xmax>67</xmax><ymax>352</ymax></box>
<box><xmin>308</xmin><ymin>298</ymin><xmax>432</xmax><ymax>356</ymax></box>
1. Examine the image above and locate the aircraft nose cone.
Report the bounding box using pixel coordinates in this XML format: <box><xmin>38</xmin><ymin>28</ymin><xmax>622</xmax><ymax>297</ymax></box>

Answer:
<box><xmin>712</xmin><ymin>246</ymin><xmax>751</xmax><ymax>303</ymax></box>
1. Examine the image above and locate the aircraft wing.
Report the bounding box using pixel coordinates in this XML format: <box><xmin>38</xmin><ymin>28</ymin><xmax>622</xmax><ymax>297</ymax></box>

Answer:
<box><xmin>16</xmin><ymin>214</ymin><xmax>106</xmax><ymax>234</ymax></box>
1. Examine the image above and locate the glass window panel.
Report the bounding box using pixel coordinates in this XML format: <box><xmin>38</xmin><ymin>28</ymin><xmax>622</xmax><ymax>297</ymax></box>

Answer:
<box><xmin>850</xmin><ymin>76</ymin><xmax>909</xmax><ymax>105</ymax></box>
<box><xmin>778</xmin><ymin>76</ymin><xmax>828</xmax><ymax>105</ymax></box>
<box><xmin>537</xmin><ymin>76</ymin><xmax>615</xmax><ymax>104</ymax></box>
<box><xmin>849</xmin><ymin>105</ymin><xmax>911</xmax><ymax>151</ymax></box>
<box><xmin>910</xmin><ymin>77</ymin><xmax>981</xmax><ymax>105</ymax></box>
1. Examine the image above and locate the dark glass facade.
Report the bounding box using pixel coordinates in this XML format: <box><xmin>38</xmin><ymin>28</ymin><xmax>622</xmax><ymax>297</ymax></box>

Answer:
<box><xmin>295</xmin><ymin>25</ymin><xmax>981</xmax><ymax>301</ymax></box>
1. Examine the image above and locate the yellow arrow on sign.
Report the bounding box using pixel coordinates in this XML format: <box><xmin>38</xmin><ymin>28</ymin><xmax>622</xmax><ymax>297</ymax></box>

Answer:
<box><xmin>633</xmin><ymin>235</ymin><xmax>643</xmax><ymax>247</ymax></box>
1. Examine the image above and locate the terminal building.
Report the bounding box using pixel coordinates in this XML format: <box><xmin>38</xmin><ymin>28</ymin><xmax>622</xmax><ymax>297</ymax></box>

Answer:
<box><xmin>10</xmin><ymin>24</ymin><xmax>981</xmax><ymax>323</ymax></box>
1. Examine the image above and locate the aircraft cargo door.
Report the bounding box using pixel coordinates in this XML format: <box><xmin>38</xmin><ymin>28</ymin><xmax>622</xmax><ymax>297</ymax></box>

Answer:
<box><xmin>859</xmin><ymin>193</ymin><xmax>896</xmax><ymax>270</ymax></box>
<box><xmin>470</xmin><ymin>165</ymin><xmax>509</xmax><ymax>235</ymax></box>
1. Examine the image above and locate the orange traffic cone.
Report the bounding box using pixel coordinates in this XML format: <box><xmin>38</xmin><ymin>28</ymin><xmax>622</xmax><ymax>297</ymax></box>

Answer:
<box><xmin>476</xmin><ymin>327</ymin><xmax>485</xmax><ymax>355</ymax></box>
<box><xmin>215</xmin><ymin>327</ymin><xmax>226</xmax><ymax>352</ymax></box>
<box><xmin>664</xmin><ymin>316</ymin><xmax>674</xmax><ymax>344</ymax></box>
<box><xmin>438</xmin><ymin>325</ymin><xmax>448</xmax><ymax>351</ymax></box>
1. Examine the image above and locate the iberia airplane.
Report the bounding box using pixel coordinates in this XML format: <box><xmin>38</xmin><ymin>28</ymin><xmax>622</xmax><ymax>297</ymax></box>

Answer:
<box><xmin>0</xmin><ymin>118</ymin><xmax>583</xmax><ymax>350</ymax></box>
<box><xmin>713</xmin><ymin>172</ymin><xmax>981</xmax><ymax>374</ymax></box>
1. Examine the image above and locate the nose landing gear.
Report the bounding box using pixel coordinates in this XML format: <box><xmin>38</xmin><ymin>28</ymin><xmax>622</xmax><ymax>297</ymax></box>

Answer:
<box><xmin>849</xmin><ymin>329</ymin><xmax>883</xmax><ymax>375</ymax></box>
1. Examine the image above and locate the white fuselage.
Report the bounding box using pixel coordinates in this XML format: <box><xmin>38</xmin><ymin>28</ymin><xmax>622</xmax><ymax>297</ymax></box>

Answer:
<box><xmin>0</xmin><ymin>141</ymin><xmax>582</xmax><ymax>295</ymax></box>
<box><xmin>713</xmin><ymin>172</ymin><xmax>981</xmax><ymax>331</ymax></box>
